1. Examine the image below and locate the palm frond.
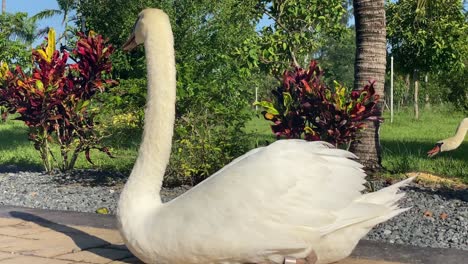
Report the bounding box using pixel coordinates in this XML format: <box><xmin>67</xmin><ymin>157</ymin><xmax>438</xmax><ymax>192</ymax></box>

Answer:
<box><xmin>6</xmin><ymin>13</ymin><xmax>38</xmax><ymax>44</ymax></box>
<box><xmin>31</xmin><ymin>9</ymin><xmax>63</xmax><ymax>22</ymax></box>
<box><xmin>68</xmin><ymin>14</ymin><xmax>78</xmax><ymax>23</ymax></box>
<box><xmin>57</xmin><ymin>0</ymin><xmax>77</xmax><ymax>11</ymax></box>
<box><xmin>35</xmin><ymin>27</ymin><xmax>51</xmax><ymax>39</ymax></box>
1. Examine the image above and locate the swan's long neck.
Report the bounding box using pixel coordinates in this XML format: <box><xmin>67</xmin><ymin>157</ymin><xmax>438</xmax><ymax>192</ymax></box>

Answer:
<box><xmin>442</xmin><ymin>117</ymin><xmax>468</xmax><ymax>151</ymax></box>
<box><xmin>118</xmin><ymin>21</ymin><xmax>176</xmax><ymax>218</ymax></box>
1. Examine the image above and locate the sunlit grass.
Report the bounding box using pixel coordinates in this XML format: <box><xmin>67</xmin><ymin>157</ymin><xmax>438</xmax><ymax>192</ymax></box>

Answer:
<box><xmin>244</xmin><ymin>112</ymin><xmax>276</xmax><ymax>148</ymax></box>
<box><xmin>0</xmin><ymin>119</ymin><xmax>137</xmax><ymax>173</ymax></box>
<box><xmin>1</xmin><ymin>105</ymin><xmax>466</xmax><ymax>183</ymax></box>
<box><xmin>380</xmin><ymin>106</ymin><xmax>467</xmax><ymax>183</ymax></box>
<box><xmin>245</xmin><ymin>106</ymin><xmax>467</xmax><ymax>183</ymax></box>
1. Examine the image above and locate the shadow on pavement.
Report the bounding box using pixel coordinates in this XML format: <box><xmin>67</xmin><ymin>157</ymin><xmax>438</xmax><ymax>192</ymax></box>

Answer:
<box><xmin>8</xmin><ymin>211</ymin><xmax>140</xmax><ymax>263</ymax></box>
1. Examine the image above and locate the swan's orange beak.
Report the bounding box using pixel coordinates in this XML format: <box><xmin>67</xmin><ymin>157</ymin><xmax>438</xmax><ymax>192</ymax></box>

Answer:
<box><xmin>122</xmin><ymin>33</ymin><xmax>138</xmax><ymax>52</ymax></box>
<box><xmin>427</xmin><ymin>144</ymin><xmax>441</xmax><ymax>158</ymax></box>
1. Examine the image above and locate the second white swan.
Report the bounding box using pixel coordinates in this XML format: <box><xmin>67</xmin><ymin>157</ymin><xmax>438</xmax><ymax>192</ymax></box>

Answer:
<box><xmin>117</xmin><ymin>8</ymin><xmax>414</xmax><ymax>264</ymax></box>
<box><xmin>427</xmin><ymin>117</ymin><xmax>467</xmax><ymax>157</ymax></box>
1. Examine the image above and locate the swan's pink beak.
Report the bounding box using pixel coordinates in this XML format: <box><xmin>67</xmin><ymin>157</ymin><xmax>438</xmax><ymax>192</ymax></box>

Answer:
<box><xmin>427</xmin><ymin>145</ymin><xmax>440</xmax><ymax>158</ymax></box>
<box><xmin>122</xmin><ymin>33</ymin><xmax>138</xmax><ymax>52</ymax></box>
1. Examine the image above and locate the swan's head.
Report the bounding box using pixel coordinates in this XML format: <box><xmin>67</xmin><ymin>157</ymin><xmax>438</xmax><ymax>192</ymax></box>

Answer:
<box><xmin>123</xmin><ymin>8</ymin><xmax>169</xmax><ymax>51</ymax></box>
<box><xmin>427</xmin><ymin>141</ymin><xmax>444</xmax><ymax>157</ymax></box>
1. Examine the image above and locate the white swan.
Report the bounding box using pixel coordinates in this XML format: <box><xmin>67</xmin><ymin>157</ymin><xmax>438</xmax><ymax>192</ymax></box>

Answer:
<box><xmin>427</xmin><ymin>117</ymin><xmax>467</xmax><ymax>157</ymax></box>
<box><xmin>117</xmin><ymin>8</ymin><xmax>414</xmax><ymax>264</ymax></box>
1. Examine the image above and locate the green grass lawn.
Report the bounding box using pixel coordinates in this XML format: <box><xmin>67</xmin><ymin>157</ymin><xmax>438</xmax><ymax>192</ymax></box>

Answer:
<box><xmin>0</xmin><ymin>120</ymin><xmax>137</xmax><ymax>173</ymax></box>
<box><xmin>247</xmin><ymin>107</ymin><xmax>467</xmax><ymax>183</ymax></box>
<box><xmin>1</xmin><ymin>106</ymin><xmax>466</xmax><ymax>183</ymax></box>
<box><xmin>380</xmin><ymin>106</ymin><xmax>467</xmax><ymax>183</ymax></box>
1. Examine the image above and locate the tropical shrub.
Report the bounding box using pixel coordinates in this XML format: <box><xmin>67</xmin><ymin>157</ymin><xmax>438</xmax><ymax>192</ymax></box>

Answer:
<box><xmin>256</xmin><ymin>60</ymin><xmax>380</xmax><ymax>149</ymax></box>
<box><xmin>97</xmin><ymin>78</ymin><xmax>146</xmax><ymax>128</ymax></box>
<box><xmin>0</xmin><ymin>62</ymin><xmax>9</xmax><ymax>122</ymax></box>
<box><xmin>166</xmin><ymin>110</ymin><xmax>251</xmax><ymax>186</ymax></box>
<box><xmin>0</xmin><ymin>29</ymin><xmax>116</xmax><ymax>172</ymax></box>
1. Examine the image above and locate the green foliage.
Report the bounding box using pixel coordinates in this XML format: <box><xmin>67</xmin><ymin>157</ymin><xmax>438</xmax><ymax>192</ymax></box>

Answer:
<box><xmin>98</xmin><ymin>78</ymin><xmax>146</xmax><ymax>126</ymax></box>
<box><xmin>256</xmin><ymin>61</ymin><xmax>380</xmax><ymax>148</ymax></box>
<box><xmin>445</xmin><ymin>67</ymin><xmax>468</xmax><ymax>113</ymax></box>
<box><xmin>79</xmin><ymin>0</ymin><xmax>258</xmax><ymax>182</ymax></box>
<box><xmin>78</xmin><ymin>0</ymin><xmax>163</xmax><ymax>78</ymax></box>
<box><xmin>384</xmin><ymin>73</ymin><xmax>411</xmax><ymax>109</ymax></box>
<box><xmin>95</xmin><ymin>78</ymin><xmax>146</xmax><ymax>149</ymax></box>
<box><xmin>167</xmin><ymin>111</ymin><xmax>250</xmax><ymax>186</ymax></box>
<box><xmin>387</xmin><ymin>0</ymin><xmax>468</xmax><ymax>74</ymax></box>
<box><xmin>385</xmin><ymin>70</ymin><xmax>468</xmax><ymax>113</ymax></box>
<box><xmin>316</xmin><ymin>27</ymin><xmax>356</xmax><ymax>89</ymax></box>
<box><xmin>246</xmin><ymin>105</ymin><xmax>467</xmax><ymax>182</ymax></box>
<box><xmin>0</xmin><ymin>29</ymin><xmax>116</xmax><ymax>172</ymax></box>
<box><xmin>238</xmin><ymin>0</ymin><xmax>347</xmax><ymax>75</ymax></box>
<box><xmin>425</xmin><ymin>69</ymin><xmax>468</xmax><ymax>113</ymax></box>
<box><xmin>80</xmin><ymin>0</ymin><xmax>258</xmax><ymax>114</ymax></box>
<box><xmin>0</xmin><ymin>12</ymin><xmax>36</xmax><ymax>69</ymax></box>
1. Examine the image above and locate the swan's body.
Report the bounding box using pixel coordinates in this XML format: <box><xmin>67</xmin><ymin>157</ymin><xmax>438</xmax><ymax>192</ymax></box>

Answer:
<box><xmin>117</xmin><ymin>9</ymin><xmax>414</xmax><ymax>264</ymax></box>
<box><xmin>428</xmin><ymin>118</ymin><xmax>468</xmax><ymax>157</ymax></box>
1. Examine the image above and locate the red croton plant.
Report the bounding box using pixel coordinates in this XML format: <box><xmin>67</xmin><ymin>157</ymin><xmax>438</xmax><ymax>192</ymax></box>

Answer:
<box><xmin>0</xmin><ymin>29</ymin><xmax>116</xmax><ymax>172</ymax></box>
<box><xmin>256</xmin><ymin>60</ymin><xmax>381</xmax><ymax>149</ymax></box>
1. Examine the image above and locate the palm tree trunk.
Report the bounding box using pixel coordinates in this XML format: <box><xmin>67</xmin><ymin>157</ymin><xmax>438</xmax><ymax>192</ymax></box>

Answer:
<box><xmin>351</xmin><ymin>0</ymin><xmax>386</xmax><ymax>171</ymax></box>
<box><xmin>2</xmin><ymin>0</ymin><xmax>6</xmax><ymax>13</ymax></box>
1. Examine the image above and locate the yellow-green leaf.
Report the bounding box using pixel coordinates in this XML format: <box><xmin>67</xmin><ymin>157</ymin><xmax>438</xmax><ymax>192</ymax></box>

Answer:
<box><xmin>80</xmin><ymin>100</ymin><xmax>90</xmax><ymax>111</ymax></box>
<box><xmin>36</xmin><ymin>80</ymin><xmax>44</xmax><ymax>92</ymax></box>
<box><xmin>253</xmin><ymin>101</ymin><xmax>279</xmax><ymax>115</ymax></box>
<box><xmin>36</xmin><ymin>50</ymin><xmax>49</xmax><ymax>62</ymax></box>
<box><xmin>283</xmin><ymin>92</ymin><xmax>293</xmax><ymax>115</ymax></box>
<box><xmin>304</xmin><ymin>126</ymin><xmax>314</xmax><ymax>134</ymax></box>
<box><xmin>0</xmin><ymin>62</ymin><xmax>8</xmax><ymax>79</ymax></box>
<box><xmin>95</xmin><ymin>207</ymin><xmax>110</xmax><ymax>214</ymax></box>
<box><xmin>45</xmin><ymin>28</ymin><xmax>56</xmax><ymax>63</ymax></box>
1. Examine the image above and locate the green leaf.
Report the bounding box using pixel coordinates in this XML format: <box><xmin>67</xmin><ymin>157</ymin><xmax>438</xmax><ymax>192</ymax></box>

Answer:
<box><xmin>81</xmin><ymin>100</ymin><xmax>90</xmax><ymax>110</ymax></box>
<box><xmin>36</xmin><ymin>80</ymin><xmax>44</xmax><ymax>92</ymax></box>
<box><xmin>253</xmin><ymin>101</ymin><xmax>279</xmax><ymax>115</ymax></box>
<box><xmin>283</xmin><ymin>92</ymin><xmax>293</xmax><ymax>114</ymax></box>
<box><xmin>96</xmin><ymin>207</ymin><xmax>110</xmax><ymax>214</ymax></box>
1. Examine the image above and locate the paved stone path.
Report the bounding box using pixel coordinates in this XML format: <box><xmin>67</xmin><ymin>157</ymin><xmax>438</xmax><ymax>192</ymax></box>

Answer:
<box><xmin>0</xmin><ymin>206</ymin><xmax>466</xmax><ymax>263</ymax></box>
<box><xmin>0</xmin><ymin>216</ymin><xmax>139</xmax><ymax>263</ymax></box>
<box><xmin>0</xmin><ymin>215</ymin><xmax>402</xmax><ymax>264</ymax></box>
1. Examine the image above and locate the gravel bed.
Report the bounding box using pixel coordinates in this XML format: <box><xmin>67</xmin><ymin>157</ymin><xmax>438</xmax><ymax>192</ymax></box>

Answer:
<box><xmin>365</xmin><ymin>183</ymin><xmax>468</xmax><ymax>250</ymax></box>
<box><xmin>0</xmin><ymin>169</ymin><xmax>466</xmax><ymax>251</ymax></box>
<box><xmin>0</xmin><ymin>170</ymin><xmax>189</xmax><ymax>213</ymax></box>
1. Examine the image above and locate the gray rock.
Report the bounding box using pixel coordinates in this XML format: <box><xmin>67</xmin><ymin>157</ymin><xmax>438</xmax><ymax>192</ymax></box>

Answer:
<box><xmin>0</xmin><ymin>171</ymin><xmax>466</xmax><ymax>251</ymax></box>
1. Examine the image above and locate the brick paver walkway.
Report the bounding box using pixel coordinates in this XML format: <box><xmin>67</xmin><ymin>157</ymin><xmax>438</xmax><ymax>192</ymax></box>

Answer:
<box><xmin>0</xmin><ymin>214</ymin><xmax>400</xmax><ymax>264</ymax></box>
<box><xmin>0</xmin><ymin>215</ymin><xmax>140</xmax><ymax>264</ymax></box>
<box><xmin>1</xmin><ymin>206</ymin><xmax>467</xmax><ymax>263</ymax></box>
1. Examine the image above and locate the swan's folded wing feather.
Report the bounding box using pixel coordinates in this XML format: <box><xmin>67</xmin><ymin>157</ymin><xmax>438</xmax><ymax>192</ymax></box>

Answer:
<box><xmin>154</xmin><ymin>140</ymin><xmax>367</xmax><ymax>261</ymax></box>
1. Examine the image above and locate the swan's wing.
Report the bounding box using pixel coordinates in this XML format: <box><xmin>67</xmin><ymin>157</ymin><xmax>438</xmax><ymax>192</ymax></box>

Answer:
<box><xmin>154</xmin><ymin>140</ymin><xmax>367</xmax><ymax>262</ymax></box>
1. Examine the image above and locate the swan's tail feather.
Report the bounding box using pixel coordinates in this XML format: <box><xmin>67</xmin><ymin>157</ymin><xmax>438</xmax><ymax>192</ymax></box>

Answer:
<box><xmin>320</xmin><ymin>176</ymin><xmax>415</xmax><ymax>236</ymax></box>
<box><xmin>357</xmin><ymin>176</ymin><xmax>415</xmax><ymax>206</ymax></box>
<box><xmin>356</xmin><ymin>176</ymin><xmax>415</xmax><ymax>224</ymax></box>
<box><xmin>377</xmin><ymin>206</ymin><xmax>411</xmax><ymax>221</ymax></box>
